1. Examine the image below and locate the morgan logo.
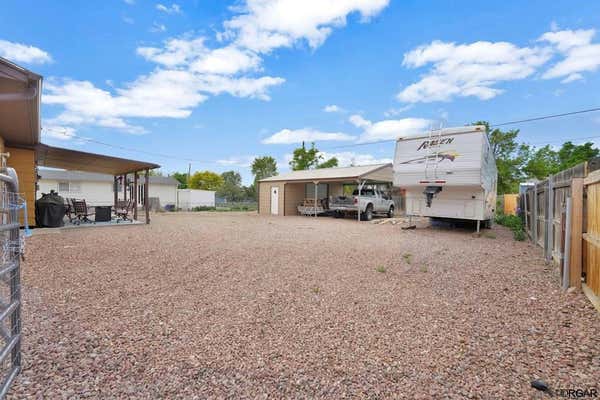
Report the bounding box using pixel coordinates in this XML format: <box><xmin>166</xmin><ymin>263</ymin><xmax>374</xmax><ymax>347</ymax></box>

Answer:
<box><xmin>417</xmin><ymin>137</ymin><xmax>454</xmax><ymax>150</ymax></box>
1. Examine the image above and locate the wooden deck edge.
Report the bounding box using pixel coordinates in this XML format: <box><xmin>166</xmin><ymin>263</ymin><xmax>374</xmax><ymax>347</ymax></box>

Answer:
<box><xmin>582</xmin><ymin>283</ymin><xmax>600</xmax><ymax>314</ymax></box>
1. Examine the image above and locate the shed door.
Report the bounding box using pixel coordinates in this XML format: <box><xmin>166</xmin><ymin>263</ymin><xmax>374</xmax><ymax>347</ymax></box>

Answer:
<box><xmin>270</xmin><ymin>186</ymin><xmax>279</xmax><ymax>215</ymax></box>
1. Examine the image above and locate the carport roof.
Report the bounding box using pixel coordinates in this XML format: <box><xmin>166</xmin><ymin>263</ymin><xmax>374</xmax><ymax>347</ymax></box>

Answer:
<box><xmin>259</xmin><ymin>163</ymin><xmax>393</xmax><ymax>183</ymax></box>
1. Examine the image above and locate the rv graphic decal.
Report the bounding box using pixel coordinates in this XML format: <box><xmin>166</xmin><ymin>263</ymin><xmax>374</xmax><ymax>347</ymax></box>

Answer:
<box><xmin>401</xmin><ymin>151</ymin><xmax>459</xmax><ymax>165</ymax></box>
<box><xmin>417</xmin><ymin>137</ymin><xmax>454</xmax><ymax>150</ymax></box>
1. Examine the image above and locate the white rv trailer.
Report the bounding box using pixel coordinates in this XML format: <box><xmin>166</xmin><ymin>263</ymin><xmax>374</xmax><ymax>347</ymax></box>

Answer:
<box><xmin>393</xmin><ymin>125</ymin><xmax>497</xmax><ymax>228</ymax></box>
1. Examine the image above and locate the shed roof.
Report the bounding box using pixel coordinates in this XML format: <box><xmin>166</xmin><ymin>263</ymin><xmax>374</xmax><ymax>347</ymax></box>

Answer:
<box><xmin>259</xmin><ymin>163</ymin><xmax>393</xmax><ymax>183</ymax></box>
<box><xmin>36</xmin><ymin>144</ymin><xmax>160</xmax><ymax>175</ymax></box>
<box><xmin>38</xmin><ymin>168</ymin><xmax>178</xmax><ymax>185</ymax></box>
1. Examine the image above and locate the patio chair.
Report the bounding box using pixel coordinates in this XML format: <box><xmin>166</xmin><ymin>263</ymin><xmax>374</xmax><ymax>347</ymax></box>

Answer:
<box><xmin>64</xmin><ymin>197</ymin><xmax>76</xmax><ymax>223</ymax></box>
<box><xmin>72</xmin><ymin>199</ymin><xmax>95</xmax><ymax>224</ymax></box>
<box><xmin>115</xmin><ymin>199</ymin><xmax>134</xmax><ymax>222</ymax></box>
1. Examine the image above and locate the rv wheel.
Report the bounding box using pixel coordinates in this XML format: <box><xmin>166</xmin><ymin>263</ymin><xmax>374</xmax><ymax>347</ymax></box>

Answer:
<box><xmin>334</xmin><ymin>210</ymin><xmax>343</xmax><ymax>218</ymax></box>
<box><xmin>387</xmin><ymin>206</ymin><xmax>395</xmax><ymax>218</ymax></box>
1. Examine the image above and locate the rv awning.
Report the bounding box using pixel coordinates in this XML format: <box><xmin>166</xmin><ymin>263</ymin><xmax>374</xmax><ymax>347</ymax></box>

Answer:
<box><xmin>35</xmin><ymin>144</ymin><xmax>160</xmax><ymax>175</ymax></box>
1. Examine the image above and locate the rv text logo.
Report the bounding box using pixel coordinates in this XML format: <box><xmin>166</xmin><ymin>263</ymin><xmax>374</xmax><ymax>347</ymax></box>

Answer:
<box><xmin>417</xmin><ymin>137</ymin><xmax>454</xmax><ymax>151</ymax></box>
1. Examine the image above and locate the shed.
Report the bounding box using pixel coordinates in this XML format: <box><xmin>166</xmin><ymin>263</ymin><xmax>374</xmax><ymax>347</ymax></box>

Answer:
<box><xmin>258</xmin><ymin>163</ymin><xmax>393</xmax><ymax>216</ymax></box>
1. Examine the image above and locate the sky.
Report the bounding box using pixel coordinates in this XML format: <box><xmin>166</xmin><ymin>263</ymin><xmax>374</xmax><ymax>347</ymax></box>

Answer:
<box><xmin>1</xmin><ymin>0</ymin><xmax>600</xmax><ymax>184</ymax></box>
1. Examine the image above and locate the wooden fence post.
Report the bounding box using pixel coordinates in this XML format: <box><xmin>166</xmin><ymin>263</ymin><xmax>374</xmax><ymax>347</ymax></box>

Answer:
<box><xmin>569</xmin><ymin>178</ymin><xmax>584</xmax><ymax>288</ymax></box>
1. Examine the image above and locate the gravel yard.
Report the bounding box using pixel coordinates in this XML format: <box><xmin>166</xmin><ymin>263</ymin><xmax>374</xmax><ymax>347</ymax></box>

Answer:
<box><xmin>10</xmin><ymin>212</ymin><xmax>600</xmax><ymax>399</ymax></box>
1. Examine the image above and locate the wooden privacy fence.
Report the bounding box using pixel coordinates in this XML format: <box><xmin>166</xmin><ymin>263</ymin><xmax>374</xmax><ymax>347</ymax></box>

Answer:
<box><xmin>584</xmin><ymin>168</ymin><xmax>600</xmax><ymax>296</ymax></box>
<box><xmin>522</xmin><ymin>158</ymin><xmax>600</xmax><ymax>300</ymax></box>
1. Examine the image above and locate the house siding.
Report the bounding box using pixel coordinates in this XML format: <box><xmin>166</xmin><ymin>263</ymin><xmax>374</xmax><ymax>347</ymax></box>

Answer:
<box><xmin>6</xmin><ymin>147</ymin><xmax>36</xmax><ymax>226</ymax></box>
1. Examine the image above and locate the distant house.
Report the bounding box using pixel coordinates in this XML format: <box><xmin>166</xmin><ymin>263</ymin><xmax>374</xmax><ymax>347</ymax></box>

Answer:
<box><xmin>38</xmin><ymin>169</ymin><xmax>179</xmax><ymax>208</ymax></box>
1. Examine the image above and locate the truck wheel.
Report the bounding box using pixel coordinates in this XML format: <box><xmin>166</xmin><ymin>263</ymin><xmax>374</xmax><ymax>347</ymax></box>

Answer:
<box><xmin>387</xmin><ymin>206</ymin><xmax>395</xmax><ymax>218</ymax></box>
<box><xmin>362</xmin><ymin>205</ymin><xmax>373</xmax><ymax>221</ymax></box>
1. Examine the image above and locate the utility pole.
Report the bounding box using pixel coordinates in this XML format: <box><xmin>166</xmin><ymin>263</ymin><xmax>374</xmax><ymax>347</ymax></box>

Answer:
<box><xmin>187</xmin><ymin>163</ymin><xmax>191</xmax><ymax>188</ymax></box>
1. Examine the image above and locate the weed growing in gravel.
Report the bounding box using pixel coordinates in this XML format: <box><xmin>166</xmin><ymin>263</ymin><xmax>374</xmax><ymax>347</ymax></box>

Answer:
<box><xmin>420</xmin><ymin>266</ymin><xmax>428</xmax><ymax>273</ymax></box>
<box><xmin>495</xmin><ymin>213</ymin><xmax>526</xmax><ymax>241</ymax></box>
<box><xmin>483</xmin><ymin>232</ymin><xmax>496</xmax><ymax>239</ymax></box>
<box><xmin>311</xmin><ymin>287</ymin><xmax>321</xmax><ymax>294</ymax></box>
<box><xmin>376</xmin><ymin>265</ymin><xmax>387</xmax><ymax>273</ymax></box>
<box><xmin>402</xmin><ymin>253</ymin><xmax>413</xmax><ymax>264</ymax></box>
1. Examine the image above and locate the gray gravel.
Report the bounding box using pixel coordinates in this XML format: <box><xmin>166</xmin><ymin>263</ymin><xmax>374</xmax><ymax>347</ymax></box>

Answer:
<box><xmin>9</xmin><ymin>212</ymin><xmax>600</xmax><ymax>398</ymax></box>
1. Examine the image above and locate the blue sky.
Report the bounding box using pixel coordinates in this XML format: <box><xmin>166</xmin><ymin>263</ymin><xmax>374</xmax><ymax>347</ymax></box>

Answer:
<box><xmin>1</xmin><ymin>0</ymin><xmax>600</xmax><ymax>183</ymax></box>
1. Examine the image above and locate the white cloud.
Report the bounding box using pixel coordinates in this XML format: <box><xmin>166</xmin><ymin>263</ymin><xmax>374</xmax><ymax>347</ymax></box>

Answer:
<box><xmin>44</xmin><ymin>0</ymin><xmax>388</xmax><ymax>133</ymax></box>
<box><xmin>41</xmin><ymin>125</ymin><xmax>76</xmax><ymax>141</ymax></box>
<box><xmin>0</xmin><ymin>39</ymin><xmax>52</xmax><ymax>64</ymax></box>
<box><xmin>319</xmin><ymin>151</ymin><xmax>392</xmax><ymax>166</ymax></box>
<box><xmin>561</xmin><ymin>73</ymin><xmax>583</xmax><ymax>83</ymax></box>
<box><xmin>263</xmin><ymin>128</ymin><xmax>355</xmax><ymax>144</ymax></box>
<box><xmin>150</xmin><ymin>22</ymin><xmax>167</xmax><ymax>33</ymax></box>
<box><xmin>323</xmin><ymin>104</ymin><xmax>344</xmax><ymax>113</ymax></box>
<box><xmin>349</xmin><ymin>114</ymin><xmax>431</xmax><ymax>142</ymax></box>
<box><xmin>216</xmin><ymin>155</ymin><xmax>256</xmax><ymax>167</ymax></box>
<box><xmin>539</xmin><ymin>29</ymin><xmax>600</xmax><ymax>82</ymax></box>
<box><xmin>383</xmin><ymin>104</ymin><xmax>413</xmax><ymax>117</ymax></box>
<box><xmin>156</xmin><ymin>3</ymin><xmax>181</xmax><ymax>14</ymax></box>
<box><xmin>397</xmin><ymin>40</ymin><xmax>551</xmax><ymax>103</ymax></box>
<box><xmin>224</xmin><ymin>0</ymin><xmax>390</xmax><ymax>53</ymax></box>
<box><xmin>44</xmin><ymin>70</ymin><xmax>283</xmax><ymax>132</ymax></box>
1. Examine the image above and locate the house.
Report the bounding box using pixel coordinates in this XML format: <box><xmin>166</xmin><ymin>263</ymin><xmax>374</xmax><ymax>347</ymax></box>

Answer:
<box><xmin>258</xmin><ymin>164</ymin><xmax>394</xmax><ymax>216</ymax></box>
<box><xmin>37</xmin><ymin>169</ymin><xmax>179</xmax><ymax>208</ymax></box>
<box><xmin>0</xmin><ymin>56</ymin><xmax>160</xmax><ymax>226</ymax></box>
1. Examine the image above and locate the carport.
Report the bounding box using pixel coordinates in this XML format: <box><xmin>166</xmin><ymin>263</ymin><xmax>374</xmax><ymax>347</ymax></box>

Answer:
<box><xmin>258</xmin><ymin>163</ymin><xmax>394</xmax><ymax>220</ymax></box>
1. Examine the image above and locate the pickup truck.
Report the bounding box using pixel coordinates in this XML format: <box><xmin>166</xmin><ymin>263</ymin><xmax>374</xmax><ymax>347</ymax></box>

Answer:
<box><xmin>329</xmin><ymin>188</ymin><xmax>395</xmax><ymax>221</ymax></box>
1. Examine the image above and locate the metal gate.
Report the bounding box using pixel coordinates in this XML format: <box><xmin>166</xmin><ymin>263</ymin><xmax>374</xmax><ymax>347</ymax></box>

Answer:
<box><xmin>0</xmin><ymin>167</ymin><xmax>24</xmax><ymax>398</ymax></box>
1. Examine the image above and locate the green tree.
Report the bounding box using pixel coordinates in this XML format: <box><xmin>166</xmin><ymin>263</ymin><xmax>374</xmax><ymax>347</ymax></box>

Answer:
<box><xmin>522</xmin><ymin>145</ymin><xmax>560</xmax><ymax>180</ymax></box>
<box><xmin>171</xmin><ymin>172</ymin><xmax>189</xmax><ymax>189</ymax></box>
<box><xmin>474</xmin><ymin>121</ymin><xmax>528</xmax><ymax>194</ymax></box>
<box><xmin>289</xmin><ymin>142</ymin><xmax>338</xmax><ymax>171</ymax></box>
<box><xmin>189</xmin><ymin>170</ymin><xmax>224</xmax><ymax>191</ymax></box>
<box><xmin>217</xmin><ymin>171</ymin><xmax>244</xmax><ymax>201</ymax></box>
<box><xmin>557</xmin><ymin>141</ymin><xmax>599</xmax><ymax>170</ymax></box>
<box><xmin>251</xmin><ymin>156</ymin><xmax>278</xmax><ymax>183</ymax></box>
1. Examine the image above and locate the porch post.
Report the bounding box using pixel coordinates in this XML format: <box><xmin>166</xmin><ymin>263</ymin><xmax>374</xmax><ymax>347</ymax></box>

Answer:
<box><xmin>123</xmin><ymin>173</ymin><xmax>127</xmax><ymax>202</ymax></box>
<box><xmin>314</xmin><ymin>181</ymin><xmax>319</xmax><ymax>218</ymax></box>
<box><xmin>145</xmin><ymin>169</ymin><xmax>150</xmax><ymax>224</ymax></box>
<box><xmin>113</xmin><ymin>176</ymin><xmax>118</xmax><ymax>209</ymax></box>
<box><xmin>133</xmin><ymin>172</ymin><xmax>138</xmax><ymax>221</ymax></box>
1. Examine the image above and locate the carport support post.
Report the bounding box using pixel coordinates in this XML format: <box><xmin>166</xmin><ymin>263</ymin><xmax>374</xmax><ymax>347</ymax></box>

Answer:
<box><xmin>145</xmin><ymin>169</ymin><xmax>150</xmax><ymax>224</ymax></box>
<box><xmin>314</xmin><ymin>180</ymin><xmax>319</xmax><ymax>218</ymax></box>
<box><xmin>133</xmin><ymin>172</ymin><xmax>138</xmax><ymax>221</ymax></box>
<box><xmin>357</xmin><ymin>180</ymin><xmax>365</xmax><ymax>222</ymax></box>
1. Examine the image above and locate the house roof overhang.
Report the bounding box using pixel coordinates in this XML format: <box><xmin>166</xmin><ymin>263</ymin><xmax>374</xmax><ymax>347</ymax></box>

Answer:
<box><xmin>0</xmin><ymin>57</ymin><xmax>42</xmax><ymax>147</ymax></box>
<box><xmin>35</xmin><ymin>144</ymin><xmax>160</xmax><ymax>175</ymax></box>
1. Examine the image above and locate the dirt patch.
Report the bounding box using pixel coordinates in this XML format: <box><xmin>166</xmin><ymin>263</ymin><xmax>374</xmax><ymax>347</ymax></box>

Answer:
<box><xmin>9</xmin><ymin>213</ymin><xmax>600</xmax><ymax>398</ymax></box>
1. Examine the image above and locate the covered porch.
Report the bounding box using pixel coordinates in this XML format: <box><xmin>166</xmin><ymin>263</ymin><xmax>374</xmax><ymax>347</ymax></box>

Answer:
<box><xmin>35</xmin><ymin>144</ymin><xmax>160</xmax><ymax>226</ymax></box>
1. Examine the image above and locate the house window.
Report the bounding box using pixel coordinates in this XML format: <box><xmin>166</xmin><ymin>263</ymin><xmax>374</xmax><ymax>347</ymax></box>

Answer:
<box><xmin>70</xmin><ymin>182</ymin><xmax>82</xmax><ymax>192</ymax></box>
<box><xmin>58</xmin><ymin>181</ymin><xmax>81</xmax><ymax>193</ymax></box>
<box><xmin>58</xmin><ymin>181</ymin><xmax>69</xmax><ymax>192</ymax></box>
